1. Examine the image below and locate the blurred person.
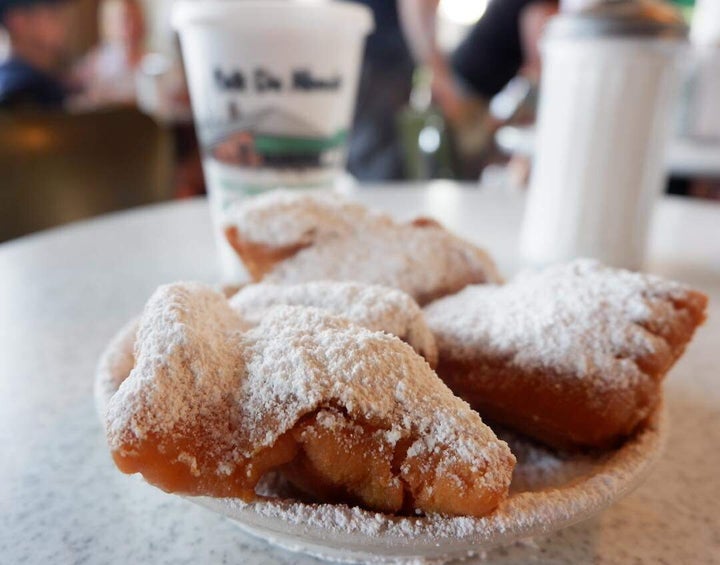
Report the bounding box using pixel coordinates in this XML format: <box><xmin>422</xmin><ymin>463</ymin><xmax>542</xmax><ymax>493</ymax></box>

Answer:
<box><xmin>70</xmin><ymin>0</ymin><xmax>146</xmax><ymax>109</ymax></box>
<box><xmin>403</xmin><ymin>0</ymin><xmax>556</xmax><ymax>179</ymax></box>
<box><xmin>399</xmin><ymin>0</ymin><xmax>482</xmax><ymax>179</ymax></box>
<box><xmin>0</xmin><ymin>0</ymin><xmax>74</xmax><ymax>108</ymax></box>
<box><xmin>451</xmin><ymin>0</ymin><xmax>557</xmax><ymax>106</ymax></box>
<box><xmin>73</xmin><ymin>2</ymin><xmax>205</xmax><ymax>198</ymax></box>
<box><xmin>518</xmin><ymin>1</ymin><xmax>558</xmax><ymax>83</ymax></box>
<box><xmin>344</xmin><ymin>0</ymin><xmax>416</xmax><ymax>180</ymax></box>
<box><xmin>0</xmin><ymin>27</ymin><xmax>9</xmax><ymax>60</ymax></box>
<box><xmin>399</xmin><ymin>0</ymin><xmax>463</xmax><ymax>125</ymax></box>
<box><xmin>402</xmin><ymin>0</ymin><xmax>557</xmax><ymax>126</ymax></box>
<box><xmin>345</xmin><ymin>0</ymin><xmax>489</xmax><ymax>180</ymax></box>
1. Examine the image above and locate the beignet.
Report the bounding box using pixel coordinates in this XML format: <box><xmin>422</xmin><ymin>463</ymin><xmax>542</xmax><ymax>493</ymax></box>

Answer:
<box><xmin>223</xmin><ymin>190</ymin><xmax>500</xmax><ymax>305</ymax></box>
<box><xmin>105</xmin><ymin>283</ymin><xmax>515</xmax><ymax>517</ymax></box>
<box><xmin>424</xmin><ymin>260</ymin><xmax>708</xmax><ymax>449</ymax></box>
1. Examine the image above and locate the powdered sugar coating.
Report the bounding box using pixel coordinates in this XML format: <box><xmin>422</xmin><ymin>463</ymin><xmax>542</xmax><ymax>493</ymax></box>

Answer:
<box><xmin>229</xmin><ymin>281</ymin><xmax>438</xmax><ymax>366</ymax></box>
<box><xmin>224</xmin><ymin>190</ymin><xmax>501</xmax><ymax>304</ymax></box>
<box><xmin>226</xmin><ymin>191</ymin><xmax>366</xmax><ymax>249</ymax></box>
<box><xmin>105</xmin><ymin>282</ymin><xmax>513</xmax><ymax>495</ymax></box>
<box><xmin>94</xmin><ymin>319</ymin><xmax>137</xmax><ymax>423</ymax></box>
<box><xmin>105</xmin><ymin>284</ymin><xmax>250</xmax><ymax>468</ymax></box>
<box><xmin>95</xmin><ymin>313</ymin><xmax>665</xmax><ymax>562</ymax></box>
<box><xmin>424</xmin><ymin>259</ymin><xmax>694</xmax><ymax>393</ymax></box>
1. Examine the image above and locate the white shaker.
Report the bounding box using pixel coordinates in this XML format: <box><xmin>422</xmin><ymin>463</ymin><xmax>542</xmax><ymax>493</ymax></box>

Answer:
<box><xmin>684</xmin><ymin>0</ymin><xmax>720</xmax><ymax>140</ymax></box>
<box><xmin>520</xmin><ymin>0</ymin><xmax>687</xmax><ymax>270</ymax></box>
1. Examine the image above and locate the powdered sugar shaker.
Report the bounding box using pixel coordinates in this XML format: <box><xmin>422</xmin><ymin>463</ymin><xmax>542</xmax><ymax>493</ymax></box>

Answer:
<box><xmin>520</xmin><ymin>0</ymin><xmax>687</xmax><ymax>270</ymax></box>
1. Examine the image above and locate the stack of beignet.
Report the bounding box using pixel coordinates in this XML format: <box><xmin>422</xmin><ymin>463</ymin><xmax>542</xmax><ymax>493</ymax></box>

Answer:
<box><xmin>101</xmin><ymin>191</ymin><xmax>707</xmax><ymax>519</ymax></box>
<box><xmin>104</xmin><ymin>282</ymin><xmax>515</xmax><ymax>517</ymax></box>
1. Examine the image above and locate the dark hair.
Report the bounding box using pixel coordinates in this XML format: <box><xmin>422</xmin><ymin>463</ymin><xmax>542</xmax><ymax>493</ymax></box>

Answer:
<box><xmin>0</xmin><ymin>0</ymin><xmax>69</xmax><ymax>26</ymax></box>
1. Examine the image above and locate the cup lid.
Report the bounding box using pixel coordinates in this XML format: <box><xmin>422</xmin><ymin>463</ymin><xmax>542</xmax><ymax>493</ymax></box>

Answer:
<box><xmin>548</xmin><ymin>0</ymin><xmax>687</xmax><ymax>39</ymax></box>
<box><xmin>172</xmin><ymin>0</ymin><xmax>374</xmax><ymax>36</ymax></box>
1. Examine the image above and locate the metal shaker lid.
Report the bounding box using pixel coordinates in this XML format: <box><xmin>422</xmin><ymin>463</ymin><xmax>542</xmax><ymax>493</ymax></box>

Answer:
<box><xmin>547</xmin><ymin>0</ymin><xmax>688</xmax><ymax>39</ymax></box>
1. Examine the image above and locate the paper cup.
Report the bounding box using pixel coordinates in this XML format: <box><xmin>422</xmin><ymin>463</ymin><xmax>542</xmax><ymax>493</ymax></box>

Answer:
<box><xmin>173</xmin><ymin>0</ymin><xmax>373</xmax><ymax>282</ymax></box>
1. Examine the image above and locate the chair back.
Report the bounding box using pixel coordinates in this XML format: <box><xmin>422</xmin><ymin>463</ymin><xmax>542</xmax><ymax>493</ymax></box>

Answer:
<box><xmin>0</xmin><ymin>107</ymin><xmax>173</xmax><ymax>242</ymax></box>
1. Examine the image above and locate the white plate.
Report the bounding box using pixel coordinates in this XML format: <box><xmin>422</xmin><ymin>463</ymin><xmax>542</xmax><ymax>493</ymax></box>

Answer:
<box><xmin>96</xmin><ymin>320</ymin><xmax>666</xmax><ymax>564</ymax></box>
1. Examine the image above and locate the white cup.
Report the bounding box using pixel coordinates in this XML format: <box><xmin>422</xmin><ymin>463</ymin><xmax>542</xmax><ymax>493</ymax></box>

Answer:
<box><xmin>172</xmin><ymin>0</ymin><xmax>373</xmax><ymax>282</ymax></box>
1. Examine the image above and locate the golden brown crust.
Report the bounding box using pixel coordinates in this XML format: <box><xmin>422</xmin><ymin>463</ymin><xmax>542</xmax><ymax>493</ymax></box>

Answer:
<box><xmin>435</xmin><ymin>358</ymin><xmax>660</xmax><ymax>450</ymax></box>
<box><xmin>282</xmin><ymin>408</ymin><xmax>512</xmax><ymax>517</ymax></box>
<box><xmin>410</xmin><ymin>273</ymin><xmax>484</xmax><ymax>308</ymax></box>
<box><xmin>110</xmin><ymin>361</ymin><xmax>512</xmax><ymax>517</ymax></box>
<box><xmin>426</xmin><ymin>262</ymin><xmax>708</xmax><ymax>450</ymax></box>
<box><xmin>225</xmin><ymin>225</ymin><xmax>310</xmax><ymax>281</ymax></box>
<box><xmin>112</xmin><ymin>426</ymin><xmax>299</xmax><ymax>499</ymax></box>
<box><xmin>282</xmin><ymin>409</ymin><xmax>406</xmax><ymax>513</ymax></box>
<box><xmin>222</xmin><ymin>192</ymin><xmax>501</xmax><ymax>305</ymax></box>
<box><xmin>639</xmin><ymin>289</ymin><xmax>708</xmax><ymax>373</ymax></box>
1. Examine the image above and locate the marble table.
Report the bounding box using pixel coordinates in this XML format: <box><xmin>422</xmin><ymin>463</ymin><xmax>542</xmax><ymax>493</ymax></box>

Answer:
<box><xmin>2</xmin><ymin>182</ymin><xmax>719</xmax><ymax>564</ymax></box>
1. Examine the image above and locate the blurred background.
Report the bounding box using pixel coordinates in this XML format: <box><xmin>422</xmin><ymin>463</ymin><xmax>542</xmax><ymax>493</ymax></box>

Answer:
<box><xmin>0</xmin><ymin>0</ymin><xmax>718</xmax><ymax>243</ymax></box>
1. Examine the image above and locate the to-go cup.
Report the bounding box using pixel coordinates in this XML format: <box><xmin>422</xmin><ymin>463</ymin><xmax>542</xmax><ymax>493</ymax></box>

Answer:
<box><xmin>172</xmin><ymin>0</ymin><xmax>373</xmax><ymax>282</ymax></box>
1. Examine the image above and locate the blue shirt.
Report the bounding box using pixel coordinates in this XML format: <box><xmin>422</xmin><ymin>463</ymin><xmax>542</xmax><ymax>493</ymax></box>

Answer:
<box><xmin>0</xmin><ymin>57</ymin><xmax>67</xmax><ymax>108</ymax></box>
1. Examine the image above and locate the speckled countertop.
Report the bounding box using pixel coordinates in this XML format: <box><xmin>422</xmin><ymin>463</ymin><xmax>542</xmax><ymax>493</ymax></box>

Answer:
<box><xmin>2</xmin><ymin>184</ymin><xmax>719</xmax><ymax>564</ymax></box>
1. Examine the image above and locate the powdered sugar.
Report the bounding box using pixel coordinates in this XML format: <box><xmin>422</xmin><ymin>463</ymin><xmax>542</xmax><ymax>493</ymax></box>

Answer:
<box><xmin>105</xmin><ymin>284</ymin><xmax>249</xmax><ymax>457</ymax></box>
<box><xmin>94</xmin><ymin>319</ymin><xmax>138</xmax><ymax>423</ymax></box>
<box><xmin>224</xmin><ymin>190</ymin><xmax>501</xmax><ymax>304</ymax></box>
<box><xmin>225</xmin><ymin>190</ymin><xmax>368</xmax><ymax>249</ymax></box>
<box><xmin>424</xmin><ymin>259</ymin><xmax>694</xmax><ymax>392</ymax></box>
<box><xmin>229</xmin><ymin>281</ymin><xmax>438</xmax><ymax>366</ymax></box>
<box><xmin>105</xmin><ymin>282</ymin><xmax>512</xmax><ymax>495</ymax></box>
<box><xmin>95</xmin><ymin>312</ymin><xmax>665</xmax><ymax>563</ymax></box>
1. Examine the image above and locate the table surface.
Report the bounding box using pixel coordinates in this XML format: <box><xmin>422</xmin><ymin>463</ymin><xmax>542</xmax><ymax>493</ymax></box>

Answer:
<box><xmin>2</xmin><ymin>182</ymin><xmax>719</xmax><ymax>565</ymax></box>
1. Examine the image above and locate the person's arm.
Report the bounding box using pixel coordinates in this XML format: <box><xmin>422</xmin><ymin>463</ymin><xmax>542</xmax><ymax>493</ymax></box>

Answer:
<box><xmin>451</xmin><ymin>0</ymin><xmax>556</xmax><ymax>99</ymax></box>
<box><xmin>398</xmin><ymin>0</ymin><xmax>464</xmax><ymax>122</ymax></box>
<box><xmin>518</xmin><ymin>1</ymin><xmax>558</xmax><ymax>83</ymax></box>
<box><xmin>398</xmin><ymin>0</ymin><xmax>441</xmax><ymax>68</ymax></box>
